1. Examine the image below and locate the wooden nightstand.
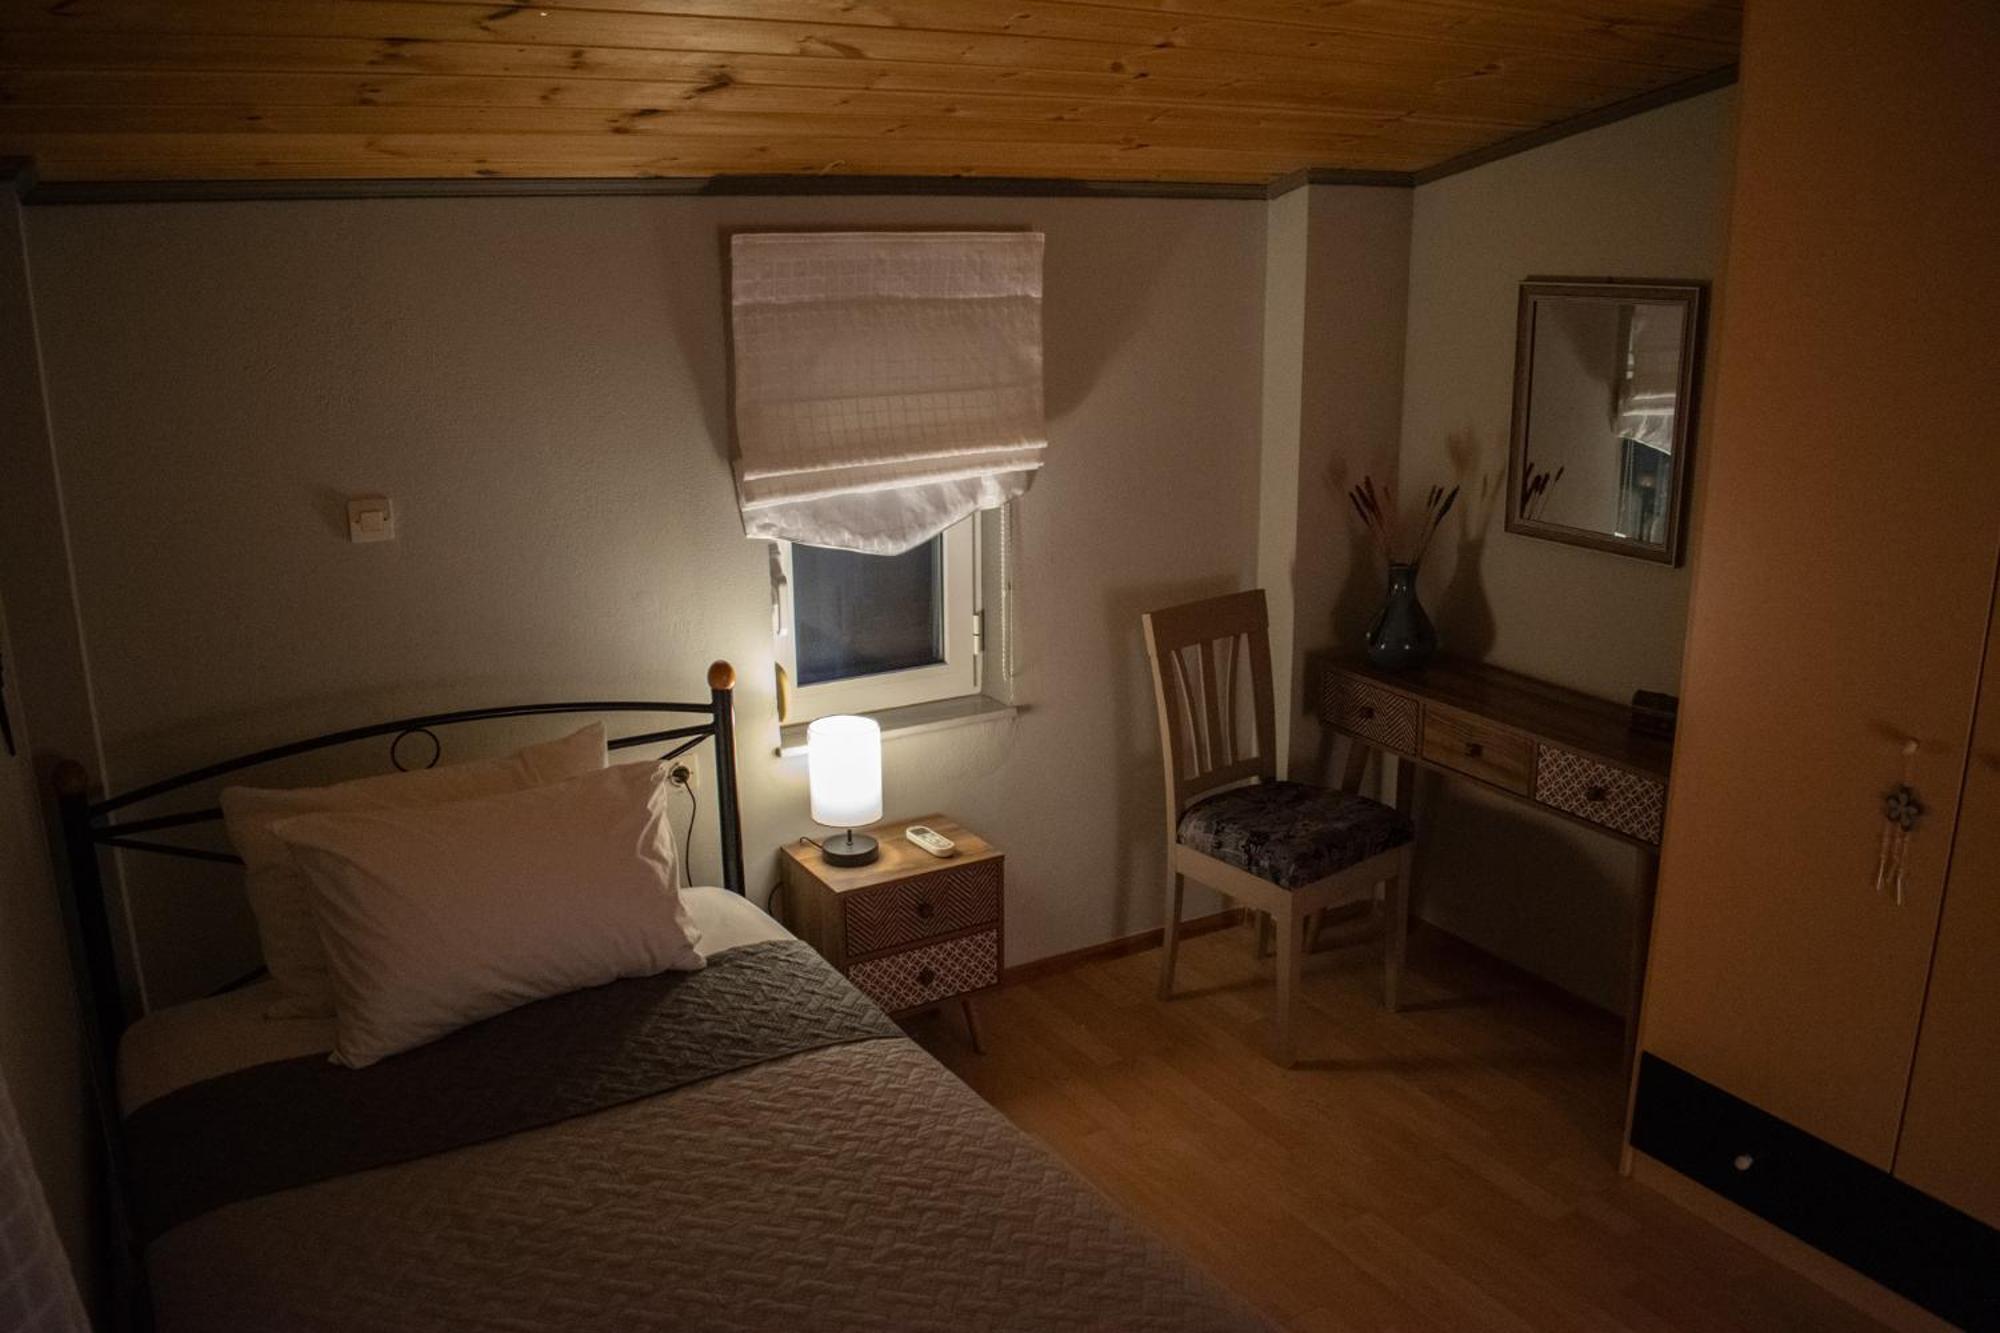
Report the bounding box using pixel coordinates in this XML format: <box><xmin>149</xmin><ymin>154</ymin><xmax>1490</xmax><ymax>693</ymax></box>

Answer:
<box><xmin>780</xmin><ymin>814</ymin><xmax>1002</xmax><ymax>1051</ymax></box>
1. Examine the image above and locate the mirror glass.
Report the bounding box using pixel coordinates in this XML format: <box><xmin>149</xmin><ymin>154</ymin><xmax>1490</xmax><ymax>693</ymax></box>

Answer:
<box><xmin>1507</xmin><ymin>280</ymin><xmax>1704</xmax><ymax>564</ymax></box>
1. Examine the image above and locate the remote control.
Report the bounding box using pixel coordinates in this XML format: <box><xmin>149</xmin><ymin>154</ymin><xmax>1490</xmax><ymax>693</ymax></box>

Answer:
<box><xmin>905</xmin><ymin>825</ymin><xmax>958</xmax><ymax>858</ymax></box>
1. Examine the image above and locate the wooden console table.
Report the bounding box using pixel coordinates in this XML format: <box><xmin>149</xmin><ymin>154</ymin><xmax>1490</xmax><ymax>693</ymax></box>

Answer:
<box><xmin>1312</xmin><ymin>654</ymin><xmax>1673</xmax><ymax>1057</ymax></box>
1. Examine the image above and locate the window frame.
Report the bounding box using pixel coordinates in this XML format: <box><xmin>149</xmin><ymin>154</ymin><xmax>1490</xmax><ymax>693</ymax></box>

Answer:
<box><xmin>775</xmin><ymin>516</ymin><xmax>981</xmax><ymax>724</ymax></box>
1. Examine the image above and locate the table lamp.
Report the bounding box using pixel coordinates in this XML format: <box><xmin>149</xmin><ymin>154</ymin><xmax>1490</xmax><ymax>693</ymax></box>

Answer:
<box><xmin>808</xmin><ymin>714</ymin><xmax>882</xmax><ymax>866</ymax></box>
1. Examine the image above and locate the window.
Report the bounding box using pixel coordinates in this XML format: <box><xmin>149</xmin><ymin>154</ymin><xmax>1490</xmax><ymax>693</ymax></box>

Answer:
<box><xmin>776</xmin><ymin>517</ymin><xmax>980</xmax><ymax>722</ymax></box>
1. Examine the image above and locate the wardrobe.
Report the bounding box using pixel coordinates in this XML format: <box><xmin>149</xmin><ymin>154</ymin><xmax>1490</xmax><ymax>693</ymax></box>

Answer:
<box><xmin>1629</xmin><ymin>0</ymin><xmax>2000</xmax><ymax>1326</ymax></box>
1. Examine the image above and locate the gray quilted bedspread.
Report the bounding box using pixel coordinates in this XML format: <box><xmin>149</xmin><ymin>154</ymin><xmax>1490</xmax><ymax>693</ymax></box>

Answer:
<box><xmin>128</xmin><ymin>940</ymin><xmax>897</xmax><ymax>1240</ymax></box>
<box><xmin>143</xmin><ymin>972</ymin><xmax>1269</xmax><ymax>1331</ymax></box>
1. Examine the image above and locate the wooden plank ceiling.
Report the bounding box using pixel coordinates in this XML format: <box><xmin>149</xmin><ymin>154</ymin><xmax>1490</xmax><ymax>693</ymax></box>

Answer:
<box><xmin>0</xmin><ymin>1</ymin><xmax>1741</xmax><ymax>186</ymax></box>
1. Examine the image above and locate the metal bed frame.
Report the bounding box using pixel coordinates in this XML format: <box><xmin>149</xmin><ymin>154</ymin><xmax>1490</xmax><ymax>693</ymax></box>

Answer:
<box><xmin>47</xmin><ymin>659</ymin><xmax>746</xmax><ymax>1327</ymax></box>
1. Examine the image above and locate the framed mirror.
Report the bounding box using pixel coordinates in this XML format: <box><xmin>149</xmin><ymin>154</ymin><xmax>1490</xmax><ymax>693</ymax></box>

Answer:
<box><xmin>1506</xmin><ymin>278</ymin><xmax>1706</xmax><ymax>565</ymax></box>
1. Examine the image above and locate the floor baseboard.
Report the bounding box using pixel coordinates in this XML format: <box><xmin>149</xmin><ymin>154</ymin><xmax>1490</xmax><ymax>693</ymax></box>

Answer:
<box><xmin>1001</xmin><ymin>908</ymin><xmax>1246</xmax><ymax>986</ymax></box>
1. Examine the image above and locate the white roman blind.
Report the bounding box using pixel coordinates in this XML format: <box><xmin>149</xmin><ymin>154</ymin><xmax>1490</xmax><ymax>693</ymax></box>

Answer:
<box><xmin>729</xmin><ymin>230</ymin><xmax>1047</xmax><ymax>555</ymax></box>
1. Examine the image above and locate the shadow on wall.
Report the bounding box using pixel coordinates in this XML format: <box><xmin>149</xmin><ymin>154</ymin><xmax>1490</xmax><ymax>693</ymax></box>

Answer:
<box><xmin>655</xmin><ymin>217</ymin><xmax>736</xmax><ymax>470</ymax></box>
<box><xmin>1430</xmin><ymin>428</ymin><xmax>1506</xmax><ymax>662</ymax></box>
<box><xmin>1039</xmin><ymin>222</ymin><xmax>1182</xmax><ymax>424</ymax></box>
<box><xmin>1322</xmin><ymin>452</ymin><xmax>1390</xmax><ymax>647</ymax></box>
<box><xmin>1103</xmin><ymin>574</ymin><xmax>1241</xmax><ymax>932</ymax></box>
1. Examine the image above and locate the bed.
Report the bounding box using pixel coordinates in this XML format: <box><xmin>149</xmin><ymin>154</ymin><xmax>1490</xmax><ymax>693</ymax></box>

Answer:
<box><xmin>52</xmin><ymin>664</ymin><xmax>1266</xmax><ymax>1332</ymax></box>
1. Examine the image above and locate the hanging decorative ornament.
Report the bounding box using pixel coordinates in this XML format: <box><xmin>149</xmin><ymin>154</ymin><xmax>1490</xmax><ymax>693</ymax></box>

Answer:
<box><xmin>1874</xmin><ymin>738</ymin><xmax>1925</xmax><ymax>906</ymax></box>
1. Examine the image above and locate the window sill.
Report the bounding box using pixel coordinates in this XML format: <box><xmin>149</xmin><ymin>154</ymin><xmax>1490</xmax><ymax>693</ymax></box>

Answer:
<box><xmin>777</xmin><ymin>694</ymin><xmax>1020</xmax><ymax>757</ymax></box>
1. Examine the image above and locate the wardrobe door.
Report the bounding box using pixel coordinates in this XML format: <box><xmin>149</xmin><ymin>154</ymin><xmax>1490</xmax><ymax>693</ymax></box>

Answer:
<box><xmin>1894</xmin><ymin>579</ymin><xmax>2000</xmax><ymax>1227</ymax></box>
<box><xmin>1638</xmin><ymin>0</ymin><xmax>2000</xmax><ymax>1168</ymax></box>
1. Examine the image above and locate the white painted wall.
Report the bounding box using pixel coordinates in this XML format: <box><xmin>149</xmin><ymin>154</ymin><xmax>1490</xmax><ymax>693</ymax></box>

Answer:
<box><xmin>24</xmin><ymin>193</ymin><xmax>1269</xmax><ymax>1007</ymax></box>
<box><xmin>1287</xmin><ymin>186</ymin><xmax>1413</xmax><ymax>780</ymax></box>
<box><xmin>14</xmin><ymin>93</ymin><xmax>1732</xmax><ymax>1036</ymax></box>
<box><xmin>1394</xmin><ymin>89</ymin><xmax>1737</xmax><ymax>1010</ymax></box>
<box><xmin>1256</xmin><ymin>186</ymin><xmax>1309</xmax><ymax>774</ymax></box>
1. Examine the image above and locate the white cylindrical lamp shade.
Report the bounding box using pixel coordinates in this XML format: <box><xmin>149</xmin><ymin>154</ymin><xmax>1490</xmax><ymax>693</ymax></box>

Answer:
<box><xmin>807</xmin><ymin>715</ymin><xmax>883</xmax><ymax>831</ymax></box>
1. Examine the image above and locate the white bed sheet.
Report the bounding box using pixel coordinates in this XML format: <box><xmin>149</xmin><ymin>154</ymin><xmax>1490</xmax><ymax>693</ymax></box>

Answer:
<box><xmin>117</xmin><ymin>886</ymin><xmax>793</xmax><ymax>1114</ymax></box>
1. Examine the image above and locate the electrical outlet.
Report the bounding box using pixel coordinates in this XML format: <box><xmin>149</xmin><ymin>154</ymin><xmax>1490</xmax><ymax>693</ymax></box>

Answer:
<box><xmin>668</xmin><ymin>762</ymin><xmax>699</xmax><ymax>792</ymax></box>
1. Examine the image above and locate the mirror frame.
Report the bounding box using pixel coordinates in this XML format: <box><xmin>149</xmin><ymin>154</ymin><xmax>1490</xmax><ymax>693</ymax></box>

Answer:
<box><xmin>1505</xmin><ymin>277</ymin><xmax>1708</xmax><ymax>566</ymax></box>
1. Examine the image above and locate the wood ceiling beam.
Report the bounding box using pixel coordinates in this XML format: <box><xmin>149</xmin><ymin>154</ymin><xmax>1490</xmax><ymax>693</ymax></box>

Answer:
<box><xmin>0</xmin><ymin>98</ymin><xmax>1510</xmax><ymax>162</ymax></box>
<box><xmin>0</xmin><ymin>70</ymin><xmax>1537</xmax><ymax>143</ymax></box>
<box><xmin>416</xmin><ymin>0</ymin><xmax>1741</xmax><ymax>74</ymax></box>
<box><xmin>0</xmin><ymin>1</ymin><xmax>1711</xmax><ymax>105</ymax></box>
<box><xmin>0</xmin><ymin>0</ymin><xmax>1738</xmax><ymax>185</ymax></box>
<box><xmin>0</xmin><ymin>30</ymin><xmax>1686</xmax><ymax>128</ymax></box>
<box><xmin>6</xmin><ymin>129</ymin><xmax>1347</xmax><ymax>179</ymax></box>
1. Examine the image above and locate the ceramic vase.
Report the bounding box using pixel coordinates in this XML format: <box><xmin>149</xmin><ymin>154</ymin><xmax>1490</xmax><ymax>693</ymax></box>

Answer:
<box><xmin>1365</xmin><ymin>561</ymin><xmax>1438</xmax><ymax>670</ymax></box>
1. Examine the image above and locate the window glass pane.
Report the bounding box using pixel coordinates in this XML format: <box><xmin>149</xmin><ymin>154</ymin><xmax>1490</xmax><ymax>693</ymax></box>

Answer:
<box><xmin>793</xmin><ymin>536</ymin><xmax>943</xmax><ymax>686</ymax></box>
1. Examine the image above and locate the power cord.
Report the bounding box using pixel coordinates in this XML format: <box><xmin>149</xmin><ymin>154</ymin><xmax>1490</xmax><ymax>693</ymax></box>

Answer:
<box><xmin>668</xmin><ymin>763</ymin><xmax>698</xmax><ymax>883</ymax></box>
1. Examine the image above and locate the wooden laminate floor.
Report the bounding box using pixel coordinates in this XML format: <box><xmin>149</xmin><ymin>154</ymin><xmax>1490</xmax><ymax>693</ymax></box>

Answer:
<box><xmin>910</xmin><ymin>918</ymin><xmax>1884</xmax><ymax>1333</ymax></box>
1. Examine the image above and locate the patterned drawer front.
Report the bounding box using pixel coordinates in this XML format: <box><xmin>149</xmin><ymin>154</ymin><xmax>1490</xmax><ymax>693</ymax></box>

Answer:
<box><xmin>1321</xmin><ymin>673</ymin><xmax>1420</xmax><ymax>754</ymax></box>
<box><xmin>1534</xmin><ymin>745</ymin><xmax>1666</xmax><ymax>844</ymax></box>
<box><xmin>844</xmin><ymin>860</ymin><xmax>1001</xmax><ymax>956</ymax></box>
<box><xmin>848</xmin><ymin>930</ymin><xmax>999</xmax><ymax>1013</ymax></box>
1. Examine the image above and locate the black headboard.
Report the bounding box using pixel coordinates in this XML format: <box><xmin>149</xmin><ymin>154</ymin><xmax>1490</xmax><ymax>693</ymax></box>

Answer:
<box><xmin>46</xmin><ymin>660</ymin><xmax>746</xmax><ymax>1326</ymax></box>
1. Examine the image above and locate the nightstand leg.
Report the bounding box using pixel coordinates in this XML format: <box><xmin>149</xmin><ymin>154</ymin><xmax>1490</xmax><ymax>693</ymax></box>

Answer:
<box><xmin>959</xmin><ymin>996</ymin><xmax>985</xmax><ymax>1054</ymax></box>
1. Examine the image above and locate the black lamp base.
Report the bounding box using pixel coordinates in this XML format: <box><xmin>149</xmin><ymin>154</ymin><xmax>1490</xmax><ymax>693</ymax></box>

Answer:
<box><xmin>823</xmin><ymin>830</ymin><xmax>880</xmax><ymax>867</ymax></box>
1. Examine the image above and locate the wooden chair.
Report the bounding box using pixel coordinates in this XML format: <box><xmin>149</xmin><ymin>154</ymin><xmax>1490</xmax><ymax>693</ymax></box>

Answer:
<box><xmin>1142</xmin><ymin>589</ymin><xmax>1413</xmax><ymax>1065</ymax></box>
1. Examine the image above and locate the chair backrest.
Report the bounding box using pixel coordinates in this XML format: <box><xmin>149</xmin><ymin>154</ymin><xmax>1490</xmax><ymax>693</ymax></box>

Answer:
<box><xmin>1141</xmin><ymin>589</ymin><xmax>1278</xmax><ymax>829</ymax></box>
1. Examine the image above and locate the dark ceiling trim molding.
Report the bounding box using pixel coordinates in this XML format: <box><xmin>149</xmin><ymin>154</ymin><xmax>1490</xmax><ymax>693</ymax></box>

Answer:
<box><xmin>1412</xmin><ymin>65</ymin><xmax>1738</xmax><ymax>186</ymax></box>
<box><xmin>18</xmin><ymin>68</ymin><xmax>1733</xmax><ymax>207</ymax></box>
<box><xmin>24</xmin><ymin>172</ymin><xmax>1270</xmax><ymax>206</ymax></box>
<box><xmin>1303</xmin><ymin>168</ymin><xmax>1416</xmax><ymax>190</ymax></box>
<box><xmin>701</xmin><ymin>173</ymin><xmax>1268</xmax><ymax>200</ymax></box>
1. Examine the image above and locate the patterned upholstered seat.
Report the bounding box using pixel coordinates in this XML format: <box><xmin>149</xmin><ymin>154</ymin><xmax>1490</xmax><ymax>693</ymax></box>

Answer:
<box><xmin>1177</xmin><ymin>781</ymin><xmax>1414</xmax><ymax>891</ymax></box>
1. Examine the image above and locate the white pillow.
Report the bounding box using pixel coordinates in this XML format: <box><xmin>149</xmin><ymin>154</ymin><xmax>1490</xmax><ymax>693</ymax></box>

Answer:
<box><xmin>271</xmin><ymin>761</ymin><xmax>704</xmax><ymax>1068</ymax></box>
<box><xmin>221</xmin><ymin>722</ymin><xmax>607</xmax><ymax>1018</ymax></box>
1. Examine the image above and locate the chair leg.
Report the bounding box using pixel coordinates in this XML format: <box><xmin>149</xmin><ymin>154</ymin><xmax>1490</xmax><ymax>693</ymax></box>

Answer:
<box><xmin>1383</xmin><ymin>864</ymin><xmax>1409</xmax><ymax>1013</ymax></box>
<box><xmin>1274</xmin><ymin>904</ymin><xmax>1304</xmax><ymax>1066</ymax></box>
<box><xmin>1254</xmin><ymin>911</ymin><xmax>1274</xmax><ymax>960</ymax></box>
<box><xmin>1158</xmin><ymin>871</ymin><xmax>1185</xmax><ymax>1001</ymax></box>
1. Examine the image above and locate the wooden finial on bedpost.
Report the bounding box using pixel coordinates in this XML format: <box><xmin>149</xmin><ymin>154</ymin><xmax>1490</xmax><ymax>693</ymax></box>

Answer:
<box><xmin>707</xmin><ymin>660</ymin><xmax>736</xmax><ymax>691</ymax></box>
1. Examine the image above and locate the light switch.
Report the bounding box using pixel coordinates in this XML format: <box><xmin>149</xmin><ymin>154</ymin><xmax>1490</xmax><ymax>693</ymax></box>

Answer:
<box><xmin>347</xmin><ymin>496</ymin><xmax>396</xmax><ymax>543</ymax></box>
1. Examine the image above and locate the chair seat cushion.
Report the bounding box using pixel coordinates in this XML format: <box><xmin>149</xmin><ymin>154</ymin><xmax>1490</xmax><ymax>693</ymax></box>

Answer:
<box><xmin>1178</xmin><ymin>781</ymin><xmax>1413</xmax><ymax>890</ymax></box>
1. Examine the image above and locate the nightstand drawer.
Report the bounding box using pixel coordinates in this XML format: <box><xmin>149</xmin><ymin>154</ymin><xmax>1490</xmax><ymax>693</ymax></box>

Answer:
<box><xmin>848</xmin><ymin>929</ymin><xmax>998</xmax><ymax>1013</ymax></box>
<box><xmin>843</xmin><ymin>860</ymin><xmax>1001</xmax><ymax>956</ymax></box>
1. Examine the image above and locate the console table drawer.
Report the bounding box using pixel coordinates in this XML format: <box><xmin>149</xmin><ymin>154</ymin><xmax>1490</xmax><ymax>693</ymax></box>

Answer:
<box><xmin>1322</xmin><ymin>673</ymin><xmax>1419</xmax><ymax>754</ymax></box>
<box><xmin>1422</xmin><ymin>702</ymin><xmax>1535</xmax><ymax>794</ymax></box>
<box><xmin>1535</xmin><ymin>744</ymin><xmax>1666</xmax><ymax>844</ymax></box>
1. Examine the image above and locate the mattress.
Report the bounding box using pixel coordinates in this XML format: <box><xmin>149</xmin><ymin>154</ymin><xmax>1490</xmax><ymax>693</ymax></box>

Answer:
<box><xmin>123</xmin><ymin>888</ymin><xmax>1268</xmax><ymax>1333</ymax></box>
